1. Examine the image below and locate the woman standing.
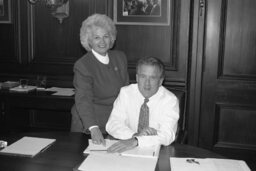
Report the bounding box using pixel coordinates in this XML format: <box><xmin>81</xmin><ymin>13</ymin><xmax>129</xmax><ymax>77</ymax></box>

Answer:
<box><xmin>71</xmin><ymin>14</ymin><xmax>129</xmax><ymax>145</ymax></box>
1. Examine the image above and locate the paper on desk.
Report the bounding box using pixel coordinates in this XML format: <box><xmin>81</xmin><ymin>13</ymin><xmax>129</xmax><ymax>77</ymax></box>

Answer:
<box><xmin>0</xmin><ymin>136</ymin><xmax>56</xmax><ymax>157</ymax></box>
<box><xmin>10</xmin><ymin>86</ymin><xmax>37</xmax><ymax>92</ymax></box>
<box><xmin>78</xmin><ymin>153</ymin><xmax>158</xmax><ymax>171</ymax></box>
<box><xmin>84</xmin><ymin>139</ymin><xmax>118</xmax><ymax>153</ymax></box>
<box><xmin>122</xmin><ymin>144</ymin><xmax>160</xmax><ymax>158</ymax></box>
<box><xmin>170</xmin><ymin>157</ymin><xmax>251</xmax><ymax>171</ymax></box>
<box><xmin>84</xmin><ymin>139</ymin><xmax>160</xmax><ymax>158</ymax></box>
<box><xmin>47</xmin><ymin>87</ymin><xmax>75</xmax><ymax>96</ymax></box>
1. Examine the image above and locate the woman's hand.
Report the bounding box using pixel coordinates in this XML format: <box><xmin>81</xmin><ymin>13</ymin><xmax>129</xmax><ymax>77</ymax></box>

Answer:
<box><xmin>107</xmin><ymin>138</ymin><xmax>138</xmax><ymax>153</ymax></box>
<box><xmin>90</xmin><ymin>127</ymin><xmax>106</xmax><ymax>146</ymax></box>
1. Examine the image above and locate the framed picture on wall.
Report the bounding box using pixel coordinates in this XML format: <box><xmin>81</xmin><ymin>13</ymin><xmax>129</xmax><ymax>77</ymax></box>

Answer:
<box><xmin>113</xmin><ymin>0</ymin><xmax>170</xmax><ymax>26</ymax></box>
<box><xmin>0</xmin><ymin>0</ymin><xmax>11</xmax><ymax>23</ymax></box>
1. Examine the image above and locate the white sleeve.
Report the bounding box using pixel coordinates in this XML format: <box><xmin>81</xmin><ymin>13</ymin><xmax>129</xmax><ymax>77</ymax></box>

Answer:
<box><xmin>137</xmin><ymin>96</ymin><xmax>180</xmax><ymax>147</ymax></box>
<box><xmin>106</xmin><ymin>89</ymin><xmax>136</xmax><ymax>139</ymax></box>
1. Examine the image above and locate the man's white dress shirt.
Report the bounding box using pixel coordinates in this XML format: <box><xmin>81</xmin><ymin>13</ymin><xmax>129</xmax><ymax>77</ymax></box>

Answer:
<box><xmin>106</xmin><ymin>84</ymin><xmax>179</xmax><ymax>147</ymax></box>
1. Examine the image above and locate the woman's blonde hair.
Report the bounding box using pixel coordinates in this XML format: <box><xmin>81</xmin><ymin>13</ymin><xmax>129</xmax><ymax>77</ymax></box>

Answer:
<box><xmin>80</xmin><ymin>13</ymin><xmax>117</xmax><ymax>51</ymax></box>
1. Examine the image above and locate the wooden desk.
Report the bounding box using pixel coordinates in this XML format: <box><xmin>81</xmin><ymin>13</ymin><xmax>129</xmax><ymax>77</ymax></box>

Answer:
<box><xmin>0</xmin><ymin>90</ymin><xmax>74</xmax><ymax>133</ymax></box>
<box><xmin>0</xmin><ymin>132</ymin><xmax>224</xmax><ymax>171</ymax></box>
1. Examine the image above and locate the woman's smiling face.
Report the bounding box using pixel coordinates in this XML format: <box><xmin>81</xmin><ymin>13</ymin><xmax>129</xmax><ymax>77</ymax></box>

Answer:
<box><xmin>89</xmin><ymin>26</ymin><xmax>111</xmax><ymax>56</ymax></box>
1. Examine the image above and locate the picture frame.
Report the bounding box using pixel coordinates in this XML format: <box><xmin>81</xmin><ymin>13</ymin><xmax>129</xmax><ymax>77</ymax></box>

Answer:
<box><xmin>113</xmin><ymin>0</ymin><xmax>170</xmax><ymax>26</ymax></box>
<box><xmin>0</xmin><ymin>0</ymin><xmax>11</xmax><ymax>23</ymax></box>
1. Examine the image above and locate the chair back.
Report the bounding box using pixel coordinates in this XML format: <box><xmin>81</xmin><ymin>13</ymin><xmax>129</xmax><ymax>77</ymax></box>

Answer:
<box><xmin>168</xmin><ymin>88</ymin><xmax>187</xmax><ymax>144</ymax></box>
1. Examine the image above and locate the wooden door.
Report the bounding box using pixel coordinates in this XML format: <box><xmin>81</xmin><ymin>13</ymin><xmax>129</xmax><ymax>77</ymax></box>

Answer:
<box><xmin>199</xmin><ymin>0</ymin><xmax>256</xmax><ymax>163</ymax></box>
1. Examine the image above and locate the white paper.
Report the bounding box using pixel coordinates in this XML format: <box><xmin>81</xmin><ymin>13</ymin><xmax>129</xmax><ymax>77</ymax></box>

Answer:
<box><xmin>170</xmin><ymin>158</ymin><xmax>216</xmax><ymax>171</ymax></box>
<box><xmin>84</xmin><ymin>139</ymin><xmax>160</xmax><ymax>158</ymax></box>
<box><xmin>170</xmin><ymin>157</ymin><xmax>251</xmax><ymax>171</ymax></box>
<box><xmin>83</xmin><ymin>139</ymin><xmax>118</xmax><ymax>153</ymax></box>
<box><xmin>10</xmin><ymin>86</ymin><xmax>37</xmax><ymax>92</ymax></box>
<box><xmin>122</xmin><ymin>145</ymin><xmax>160</xmax><ymax>158</ymax></box>
<box><xmin>78</xmin><ymin>153</ymin><xmax>158</xmax><ymax>171</ymax></box>
<box><xmin>0</xmin><ymin>136</ymin><xmax>56</xmax><ymax>157</ymax></box>
<box><xmin>46</xmin><ymin>87</ymin><xmax>75</xmax><ymax>96</ymax></box>
<box><xmin>212</xmin><ymin>158</ymin><xmax>251</xmax><ymax>171</ymax></box>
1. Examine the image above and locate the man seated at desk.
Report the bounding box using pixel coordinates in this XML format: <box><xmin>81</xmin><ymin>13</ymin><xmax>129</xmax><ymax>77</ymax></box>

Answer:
<box><xmin>106</xmin><ymin>57</ymin><xmax>179</xmax><ymax>153</ymax></box>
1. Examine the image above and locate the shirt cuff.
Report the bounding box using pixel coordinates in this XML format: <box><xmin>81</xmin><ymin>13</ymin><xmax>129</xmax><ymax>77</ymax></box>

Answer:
<box><xmin>89</xmin><ymin>125</ymin><xmax>99</xmax><ymax>131</ymax></box>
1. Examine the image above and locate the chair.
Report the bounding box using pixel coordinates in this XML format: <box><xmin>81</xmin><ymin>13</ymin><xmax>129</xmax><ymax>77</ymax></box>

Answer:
<box><xmin>168</xmin><ymin>88</ymin><xmax>187</xmax><ymax>144</ymax></box>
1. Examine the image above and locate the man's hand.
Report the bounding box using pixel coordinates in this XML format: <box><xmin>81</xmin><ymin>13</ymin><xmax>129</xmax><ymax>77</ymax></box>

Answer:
<box><xmin>137</xmin><ymin>127</ymin><xmax>158</xmax><ymax>136</ymax></box>
<box><xmin>107</xmin><ymin>138</ymin><xmax>138</xmax><ymax>153</ymax></box>
<box><xmin>90</xmin><ymin>127</ymin><xmax>106</xmax><ymax>146</ymax></box>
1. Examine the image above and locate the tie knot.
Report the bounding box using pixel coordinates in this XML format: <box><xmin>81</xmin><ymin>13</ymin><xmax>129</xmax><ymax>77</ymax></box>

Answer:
<box><xmin>144</xmin><ymin>98</ymin><xmax>149</xmax><ymax>103</ymax></box>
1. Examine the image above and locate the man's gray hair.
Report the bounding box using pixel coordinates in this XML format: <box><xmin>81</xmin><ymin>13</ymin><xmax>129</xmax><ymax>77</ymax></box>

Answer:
<box><xmin>136</xmin><ymin>57</ymin><xmax>165</xmax><ymax>78</ymax></box>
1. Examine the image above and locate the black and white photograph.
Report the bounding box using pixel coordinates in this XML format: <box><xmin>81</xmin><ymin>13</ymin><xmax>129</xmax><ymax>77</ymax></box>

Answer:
<box><xmin>114</xmin><ymin>0</ymin><xmax>170</xmax><ymax>25</ymax></box>
<box><xmin>122</xmin><ymin>0</ymin><xmax>161</xmax><ymax>16</ymax></box>
<box><xmin>0</xmin><ymin>0</ymin><xmax>255</xmax><ymax>170</ymax></box>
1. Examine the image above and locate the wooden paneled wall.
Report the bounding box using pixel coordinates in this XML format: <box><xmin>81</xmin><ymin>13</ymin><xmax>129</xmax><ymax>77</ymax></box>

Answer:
<box><xmin>0</xmin><ymin>0</ymin><xmax>190</xmax><ymax>90</ymax></box>
<box><xmin>0</xmin><ymin>0</ymin><xmax>191</xmax><ymax>153</ymax></box>
<box><xmin>0</xmin><ymin>0</ymin><xmax>190</xmax><ymax>142</ymax></box>
<box><xmin>188</xmin><ymin>0</ymin><xmax>256</xmax><ymax>166</ymax></box>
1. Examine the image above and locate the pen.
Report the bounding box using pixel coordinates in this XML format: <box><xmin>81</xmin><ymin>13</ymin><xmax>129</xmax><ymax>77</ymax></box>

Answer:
<box><xmin>90</xmin><ymin>150</ymin><xmax>107</xmax><ymax>151</ymax></box>
<box><xmin>186</xmin><ymin>159</ymin><xmax>200</xmax><ymax>165</ymax></box>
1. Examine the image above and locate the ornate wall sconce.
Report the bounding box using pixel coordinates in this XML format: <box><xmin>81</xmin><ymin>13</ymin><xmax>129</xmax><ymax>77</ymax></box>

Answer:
<box><xmin>28</xmin><ymin>0</ymin><xmax>69</xmax><ymax>24</ymax></box>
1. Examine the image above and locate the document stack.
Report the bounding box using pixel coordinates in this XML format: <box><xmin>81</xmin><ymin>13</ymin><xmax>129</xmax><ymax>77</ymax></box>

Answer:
<box><xmin>76</xmin><ymin>139</ymin><xmax>160</xmax><ymax>171</ymax></box>
<box><xmin>0</xmin><ymin>137</ymin><xmax>56</xmax><ymax>157</ymax></box>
